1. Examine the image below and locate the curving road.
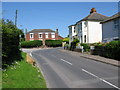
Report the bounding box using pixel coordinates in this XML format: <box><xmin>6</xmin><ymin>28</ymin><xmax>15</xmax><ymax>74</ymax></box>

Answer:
<box><xmin>30</xmin><ymin>48</ymin><xmax>119</xmax><ymax>89</ymax></box>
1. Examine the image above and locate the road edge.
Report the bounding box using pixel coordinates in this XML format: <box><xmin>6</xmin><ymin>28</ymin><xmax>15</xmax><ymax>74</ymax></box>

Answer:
<box><xmin>59</xmin><ymin>49</ymin><xmax>120</xmax><ymax>67</ymax></box>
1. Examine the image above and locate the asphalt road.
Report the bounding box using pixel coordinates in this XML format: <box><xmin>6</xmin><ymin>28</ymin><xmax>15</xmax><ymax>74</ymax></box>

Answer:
<box><xmin>30</xmin><ymin>48</ymin><xmax>119</xmax><ymax>89</ymax></box>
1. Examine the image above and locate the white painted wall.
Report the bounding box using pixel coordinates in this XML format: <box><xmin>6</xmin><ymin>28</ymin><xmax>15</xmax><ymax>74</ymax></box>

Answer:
<box><xmin>69</xmin><ymin>25</ymin><xmax>76</xmax><ymax>43</ymax></box>
<box><xmin>102</xmin><ymin>18</ymin><xmax>120</xmax><ymax>42</ymax></box>
<box><xmin>88</xmin><ymin>21</ymin><xmax>102</xmax><ymax>43</ymax></box>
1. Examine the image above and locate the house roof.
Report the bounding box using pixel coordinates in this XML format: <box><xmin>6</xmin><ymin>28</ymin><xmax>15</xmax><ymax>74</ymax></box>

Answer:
<box><xmin>27</xmin><ymin>29</ymin><xmax>55</xmax><ymax>33</ymax></box>
<box><xmin>68</xmin><ymin>24</ymin><xmax>75</xmax><ymax>27</ymax></box>
<box><xmin>58</xmin><ymin>35</ymin><xmax>64</xmax><ymax>39</ymax></box>
<box><xmin>76</xmin><ymin>8</ymin><xmax>109</xmax><ymax>23</ymax></box>
<box><xmin>81</xmin><ymin>12</ymin><xmax>109</xmax><ymax>21</ymax></box>
<box><xmin>100</xmin><ymin>12</ymin><xmax>120</xmax><ymax>23</ymax></box>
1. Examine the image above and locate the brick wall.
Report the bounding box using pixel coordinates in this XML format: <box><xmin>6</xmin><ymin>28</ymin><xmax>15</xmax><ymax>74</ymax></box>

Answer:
<box><xmin>26</xmin><ymin>32</ymin><xmax>63</xmax><ymax>45</ymax></box>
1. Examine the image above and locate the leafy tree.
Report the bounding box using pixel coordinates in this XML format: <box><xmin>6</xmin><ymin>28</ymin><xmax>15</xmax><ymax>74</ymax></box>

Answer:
<box><xmin>2</xmin><ymin>19</ymin><xmax>23</xmax><ymax>69</ymax></box>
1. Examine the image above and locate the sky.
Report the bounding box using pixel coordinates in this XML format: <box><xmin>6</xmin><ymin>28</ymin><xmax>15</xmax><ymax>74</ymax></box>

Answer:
<box><xmin>2</xmin><ymin>2</ymin><xmax>119</xmax><ymax>37</ymax></box>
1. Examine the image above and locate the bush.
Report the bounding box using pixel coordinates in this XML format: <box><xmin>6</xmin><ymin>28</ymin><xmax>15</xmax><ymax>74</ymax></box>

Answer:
<box><xmin>70</xmin><ymin>38</ymin><xmax>79</xmax><ymax>51</ymax></box>
<box><xmin>105</xmin><ymin>41</ymin><xmax>120</xmax><ymax>60</ymax></box>
<box><xmin>21</xmin><ymin>40</ymin><xmax>43</xmax><ymax>48</ymax></box>
<box><xmin>94</xmin><ymin>41</ymin><xmax>120</xmax><ymax>60</ymax></box>
<box><xmin>62</xmin><ymin>37</ymin><xmax>69</xmax><ymax>44</ymax></box>
<box><xmin>45</xmin><ymin>40</ymin><xmax>62</xmax><ymax>47</ymax></box>
<box><xmin>64</xmin><ymin>44</ymin><xmax>69</xmax><ymax>50</ymax></box>
<box><xmin>80</xmin><ymin>43</ymin><xmax>90</xmax><ymax>52</ymax></box>
<box><xmin>2</xmin><ymin>19</ymin><xmax>22</xmax><ymax>69</ymax></box>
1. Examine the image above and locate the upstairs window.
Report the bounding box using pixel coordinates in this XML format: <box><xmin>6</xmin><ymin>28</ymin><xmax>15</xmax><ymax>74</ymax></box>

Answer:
<box><xmin>38</xmin><ymin>33</ymin><xmax>42</xmax><ymax>38</ymax></box>
<box><xmin>30</xmin><ymin>33</ymin><xmax>34</xmax><ymax>38</ymax></box>
<box><xmin>51</xmin><ymin>33</ymin><xmax>55</xmax><ymax>38</ymax></box>
<box><xmin>45</xmin><ymin>33</ymin><xmax>49</xmax><ymax>38</ymax></box>
<box><xmin>114</xmin><ymin>19</ymin><xmax>119</xmax><ymax>30</ymax></box>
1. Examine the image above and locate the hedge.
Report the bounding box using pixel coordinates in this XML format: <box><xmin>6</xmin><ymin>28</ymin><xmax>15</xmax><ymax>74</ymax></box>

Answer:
<box><xmin>94</xmin><ymin>41</ymin><xmax>120</xmax><ymax>60</ymax></box>
<box><xmin>70</xmin><ymin>38</ymin><xmax>79</xmax><ymax>51</ymax></box>
<box><xmin>80</xmin><ymin>43</ymin><xmax>90</xmax><ymax>52</ymax></box>
<box><xmin>2</xmin><ymin>19</ymin><xmax>22</xmax><ymax>68</ymax></box>
<box><xmin>21</xmin><ymin>40</ymin><xmax>43</xmax><ymax>48</ymax></box>
<box><xmin>45</xmin><ymin>40</ymin><xmax>62</xmax><ymax>47</ymax></box>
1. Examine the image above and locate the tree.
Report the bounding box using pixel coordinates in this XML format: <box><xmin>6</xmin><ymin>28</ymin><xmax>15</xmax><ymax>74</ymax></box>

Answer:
<box><xmin>2</xmin><ymin>19</ymin><xmax>23</xmax><ymax>69</ymax></box>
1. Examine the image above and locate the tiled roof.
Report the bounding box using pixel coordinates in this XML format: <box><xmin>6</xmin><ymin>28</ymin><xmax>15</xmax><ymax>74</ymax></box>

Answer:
<box><xmin>101</xmin><ymin>12</ymin><xmax>120</xmax><ymax>23</ymax></box>
<box><xmin>77</xmin><ymin>12</ymin><xmax>109</xmax><ymax>23</ymax></box>
<box><xmin>27</xmin><ymin>29</ymin><xmax>55</xmax><ymax>33</ymax></box>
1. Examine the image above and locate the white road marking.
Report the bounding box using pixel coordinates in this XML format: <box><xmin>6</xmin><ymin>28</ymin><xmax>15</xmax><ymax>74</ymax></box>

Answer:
<box><xmin>60</xmin><ymin>59</ymin><xmax>72</xmax><ymax>65</ymax></box>
<box><xmin>82</xmin><ymin>69</ymin><xmax>120</xmax><ymax>89</ymax></box>
<box><xmin>30</xmin><ymin>51</ymin><xmax>33</xmax><ymax>57</ymax></box>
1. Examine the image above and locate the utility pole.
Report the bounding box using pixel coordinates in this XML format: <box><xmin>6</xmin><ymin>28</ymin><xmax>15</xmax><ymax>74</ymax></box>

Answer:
<box><xmin>15</xmin><ymin>10</ymin><xmax>18</xmax><ymax>26</ymax></box>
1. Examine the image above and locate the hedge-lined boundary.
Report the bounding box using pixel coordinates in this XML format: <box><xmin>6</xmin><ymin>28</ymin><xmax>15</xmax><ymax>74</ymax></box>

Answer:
<box><xmin>45</xmin><ymin>40</ymin><xmax>62</xmax><ymax>47</ymax></box>
<box><xmin>21</xmin><ymin>40</ymin><xmax>43</xmax><ymax>48</ymax></box>
<box><xmin>2</xmin><ymin>19</ymin><xmax>22</xmax><ymax>69</ymax></box>
<box><xmin>93</xmin><ymin>41</ymin><xmax>120</xmax><ymax>60</ymax></box>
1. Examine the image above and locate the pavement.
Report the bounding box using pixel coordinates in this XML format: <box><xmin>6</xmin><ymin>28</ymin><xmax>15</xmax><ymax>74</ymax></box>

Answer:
<box><xmin>59</xmin><ymin>49</ymin><xmax>120</xmax><ymax>67</ymax></box>
<box><xmin>26</xmin><ymin>48</ymin><xmax>120</xmax><ymax>89</ymax></box>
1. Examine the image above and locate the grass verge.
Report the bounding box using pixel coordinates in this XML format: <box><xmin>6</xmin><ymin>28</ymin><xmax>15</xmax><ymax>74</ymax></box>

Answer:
<box><xmin>2</xmin><ymin>52</ymin><xmax>47</xmax><ymax>88</ymax></box>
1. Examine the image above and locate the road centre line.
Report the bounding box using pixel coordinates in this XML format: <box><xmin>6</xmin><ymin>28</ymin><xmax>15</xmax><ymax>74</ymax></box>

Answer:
<box><xmin>60</xmin><ymin>59</ymin><xmax>73</xmax><ymax>65</ymax></box>
<box><xmin>81</xmin><ymin>69</ymin><xmax>120</xmax><ymax>89</ymax></box>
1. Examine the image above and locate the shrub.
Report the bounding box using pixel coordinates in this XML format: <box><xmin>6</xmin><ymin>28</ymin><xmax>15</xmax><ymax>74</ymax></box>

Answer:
<box><xmin>62</xmin><ymin>37</ymin><xmax>69</xmax><ymax>44</ymax></box>
<box><xmin>80</xmin><ymin>43</ymin><xmax>90</xmax><ymax>52</ymax></box>
<box><xmin>105</xmin><ymin>41</ymin><xmax>120</xmax><ymax>60</ymax></box>
<box><xmin>70</xmin><ymin>38</ymin><xmax>79</xmax><ymax>51</ymax></box>
<box><xmin>93</xmin><ymin>41</ymin><xmax>120</xmax><ymax>60</ymax></box>
<box><xmin>45</xmin><ymin>40</ymin><xmax>62</xmax><ymax>47</ymax></box>
<box><xmin>21</xmin><ymin>40</ymin><xmax>43</xmax><ymax>48</ymax></box>
<box><xmin>2</xmin><ymin>19</ymin><xmax>22</xmax><ymax>69</ymax></box>
<box><xmin>64</xmin><ymin>44</ymin><xmax>69</xmax><ymax>50</ymax></box>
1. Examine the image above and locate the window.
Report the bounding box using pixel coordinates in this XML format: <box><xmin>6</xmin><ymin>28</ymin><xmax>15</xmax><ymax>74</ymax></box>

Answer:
<box><xmin>51</xmin><ymin>33</ymin><xmax>55</xmax><ymax>38</ymax></box>
<box><xmin>74</xmin><ymin>30</ymin><xmax>76</xmax><ymax>33</ymax></box>
<box><xmin>38</xmin><ymin>33</ymin><xmax>42</xmax><ymax>38</ymax></box>
<box><xmin>84</xmin><ymin>21</ymin><xmax>87</xmax><ymax>27</ymax></box>
<box><xmin>84</xmin><ymin>35</ymin><xmax>86</xmax><ymax>43</ymax></box>
<box><xmin>74</xmin><ymin>26</ymin><xmax>75</xmax><ymax>29</ymax></box>
<box><xmin>45</xmin><ymin>33</ymin><xmax>49</xmax><ymax>38</ymax></box>
<box><xmin>81</xmin><ymin>36</ymin><xmax>82</xmax><ymax>43</ymax></box>
<box><xmin>114</xmin><ymin>19</ymin><xmax>119</xmax><ymax>30</ymax></box>
<box><xmin>30</xmin><ymin>33</ymin><xmax>34</xmax><ymax>38</ymax></box>
<box><xmin>80</xmin><ymin>23</ymin><xmax>82</xmax><ymax>30</ymax></box>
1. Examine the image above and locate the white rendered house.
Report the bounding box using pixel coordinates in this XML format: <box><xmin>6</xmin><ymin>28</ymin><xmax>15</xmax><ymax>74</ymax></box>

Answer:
<box><xmin>68</xmin><ymin>25</ymin><xmax>77</xmax><ymax>43</ymax></box>
<box><xmin>69</xmin><ymin>8</ymin><xmax>108</xmax><ymax>44</ymax></box>
<box><xmin>101</xmin><ymin>12</ymin><xmax>120</xmax><ymax>42</ymax></box>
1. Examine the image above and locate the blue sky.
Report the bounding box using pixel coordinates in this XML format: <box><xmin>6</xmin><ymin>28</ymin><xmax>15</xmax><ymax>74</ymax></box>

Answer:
<box><xmin>2</xmin><ymin>2</ymin><xmax>118</xmax><ymax>37</ymax></box>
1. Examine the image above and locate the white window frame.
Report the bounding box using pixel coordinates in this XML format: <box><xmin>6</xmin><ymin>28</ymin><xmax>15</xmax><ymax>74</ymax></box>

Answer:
<box><xmin>51</xmin><ymin>33</ymin><xmax>55</xmax><ymax>38</ymax></box>
<box><xmin>30</xmin><ymin>33</ymin><xmax>34</xmax><ymax>38</ymax></box>
<box><xmin>38</xmin><ymin>33</ymin><xmax>43</xmax><ymax>38</ymax></box>
<box><xmin>45</xmin><ymin>33</ymin><xmax>49</xmax><ymax>38</ymax></box>
<box><xmin>114</xmin><ymin>19</ymin><xmax>119</xmax><ymax>30</ymax></box>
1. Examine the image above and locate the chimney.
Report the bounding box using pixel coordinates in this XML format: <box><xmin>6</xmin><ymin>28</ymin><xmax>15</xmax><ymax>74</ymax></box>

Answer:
<box><xmin>56</xmin><ymin>28</ymin><xmax>58</xmax><ymax>35</ymax></box>
<box><xmin>90</xmin><ymin>8</ymin><xmax>97</xmax><ymax>14</ymax></box>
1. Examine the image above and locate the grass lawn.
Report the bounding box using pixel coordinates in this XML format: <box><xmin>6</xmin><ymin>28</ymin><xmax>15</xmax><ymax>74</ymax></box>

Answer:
<box><xmin>2</xmin><ymin>52</ymin><xmax>47</xmax><ymax>88</ymax></box>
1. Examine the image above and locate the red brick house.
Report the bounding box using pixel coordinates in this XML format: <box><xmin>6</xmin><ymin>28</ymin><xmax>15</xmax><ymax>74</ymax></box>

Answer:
<box><xmin>26</xmin><ymin>29</ymin><xmax>64</xmax><ymax>45</ymax></box>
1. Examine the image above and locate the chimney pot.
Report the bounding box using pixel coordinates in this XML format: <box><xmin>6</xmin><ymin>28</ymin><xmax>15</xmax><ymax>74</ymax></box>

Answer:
<box><xmin>90</xmin><ymin>8</ymin><xmax>97</xmax><ymax>14</ymax></box>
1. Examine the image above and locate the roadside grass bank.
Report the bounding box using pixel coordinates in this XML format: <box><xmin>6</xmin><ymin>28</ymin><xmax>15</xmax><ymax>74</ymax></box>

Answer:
<box><xmin>2</xmin><ymin>52</ymin><xmax>47</xmax><ymax>88</ymax></box>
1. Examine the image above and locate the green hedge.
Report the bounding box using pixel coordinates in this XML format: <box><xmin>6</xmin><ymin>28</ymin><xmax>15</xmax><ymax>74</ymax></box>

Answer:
<box><xmin>2</xmin><ymin>19</ymin><xmax>22</xmax><ymax>69</ymax></box>
<box><xmin>70</xmin><ymin>38</ymin><xmax>79</xmax><ymax>51</ymax></box>
<box><xmin>94</xmin><ymin>41</ymin><xmax>120</xmax><ymax>60</ymax></box>
<box><xmin>80</xmin><ymin>43</ymin><xmax>90</xmax><ymax>52</ymax></box>
<box><xmin>45</xmin><ymin>40</ymin><xmax>62</xmax><ymax>47</ymax></box>
<box><xmin>21</xmin><ymin>40</ymin><xmax>43</xmax><ymax>48</ymax></box>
